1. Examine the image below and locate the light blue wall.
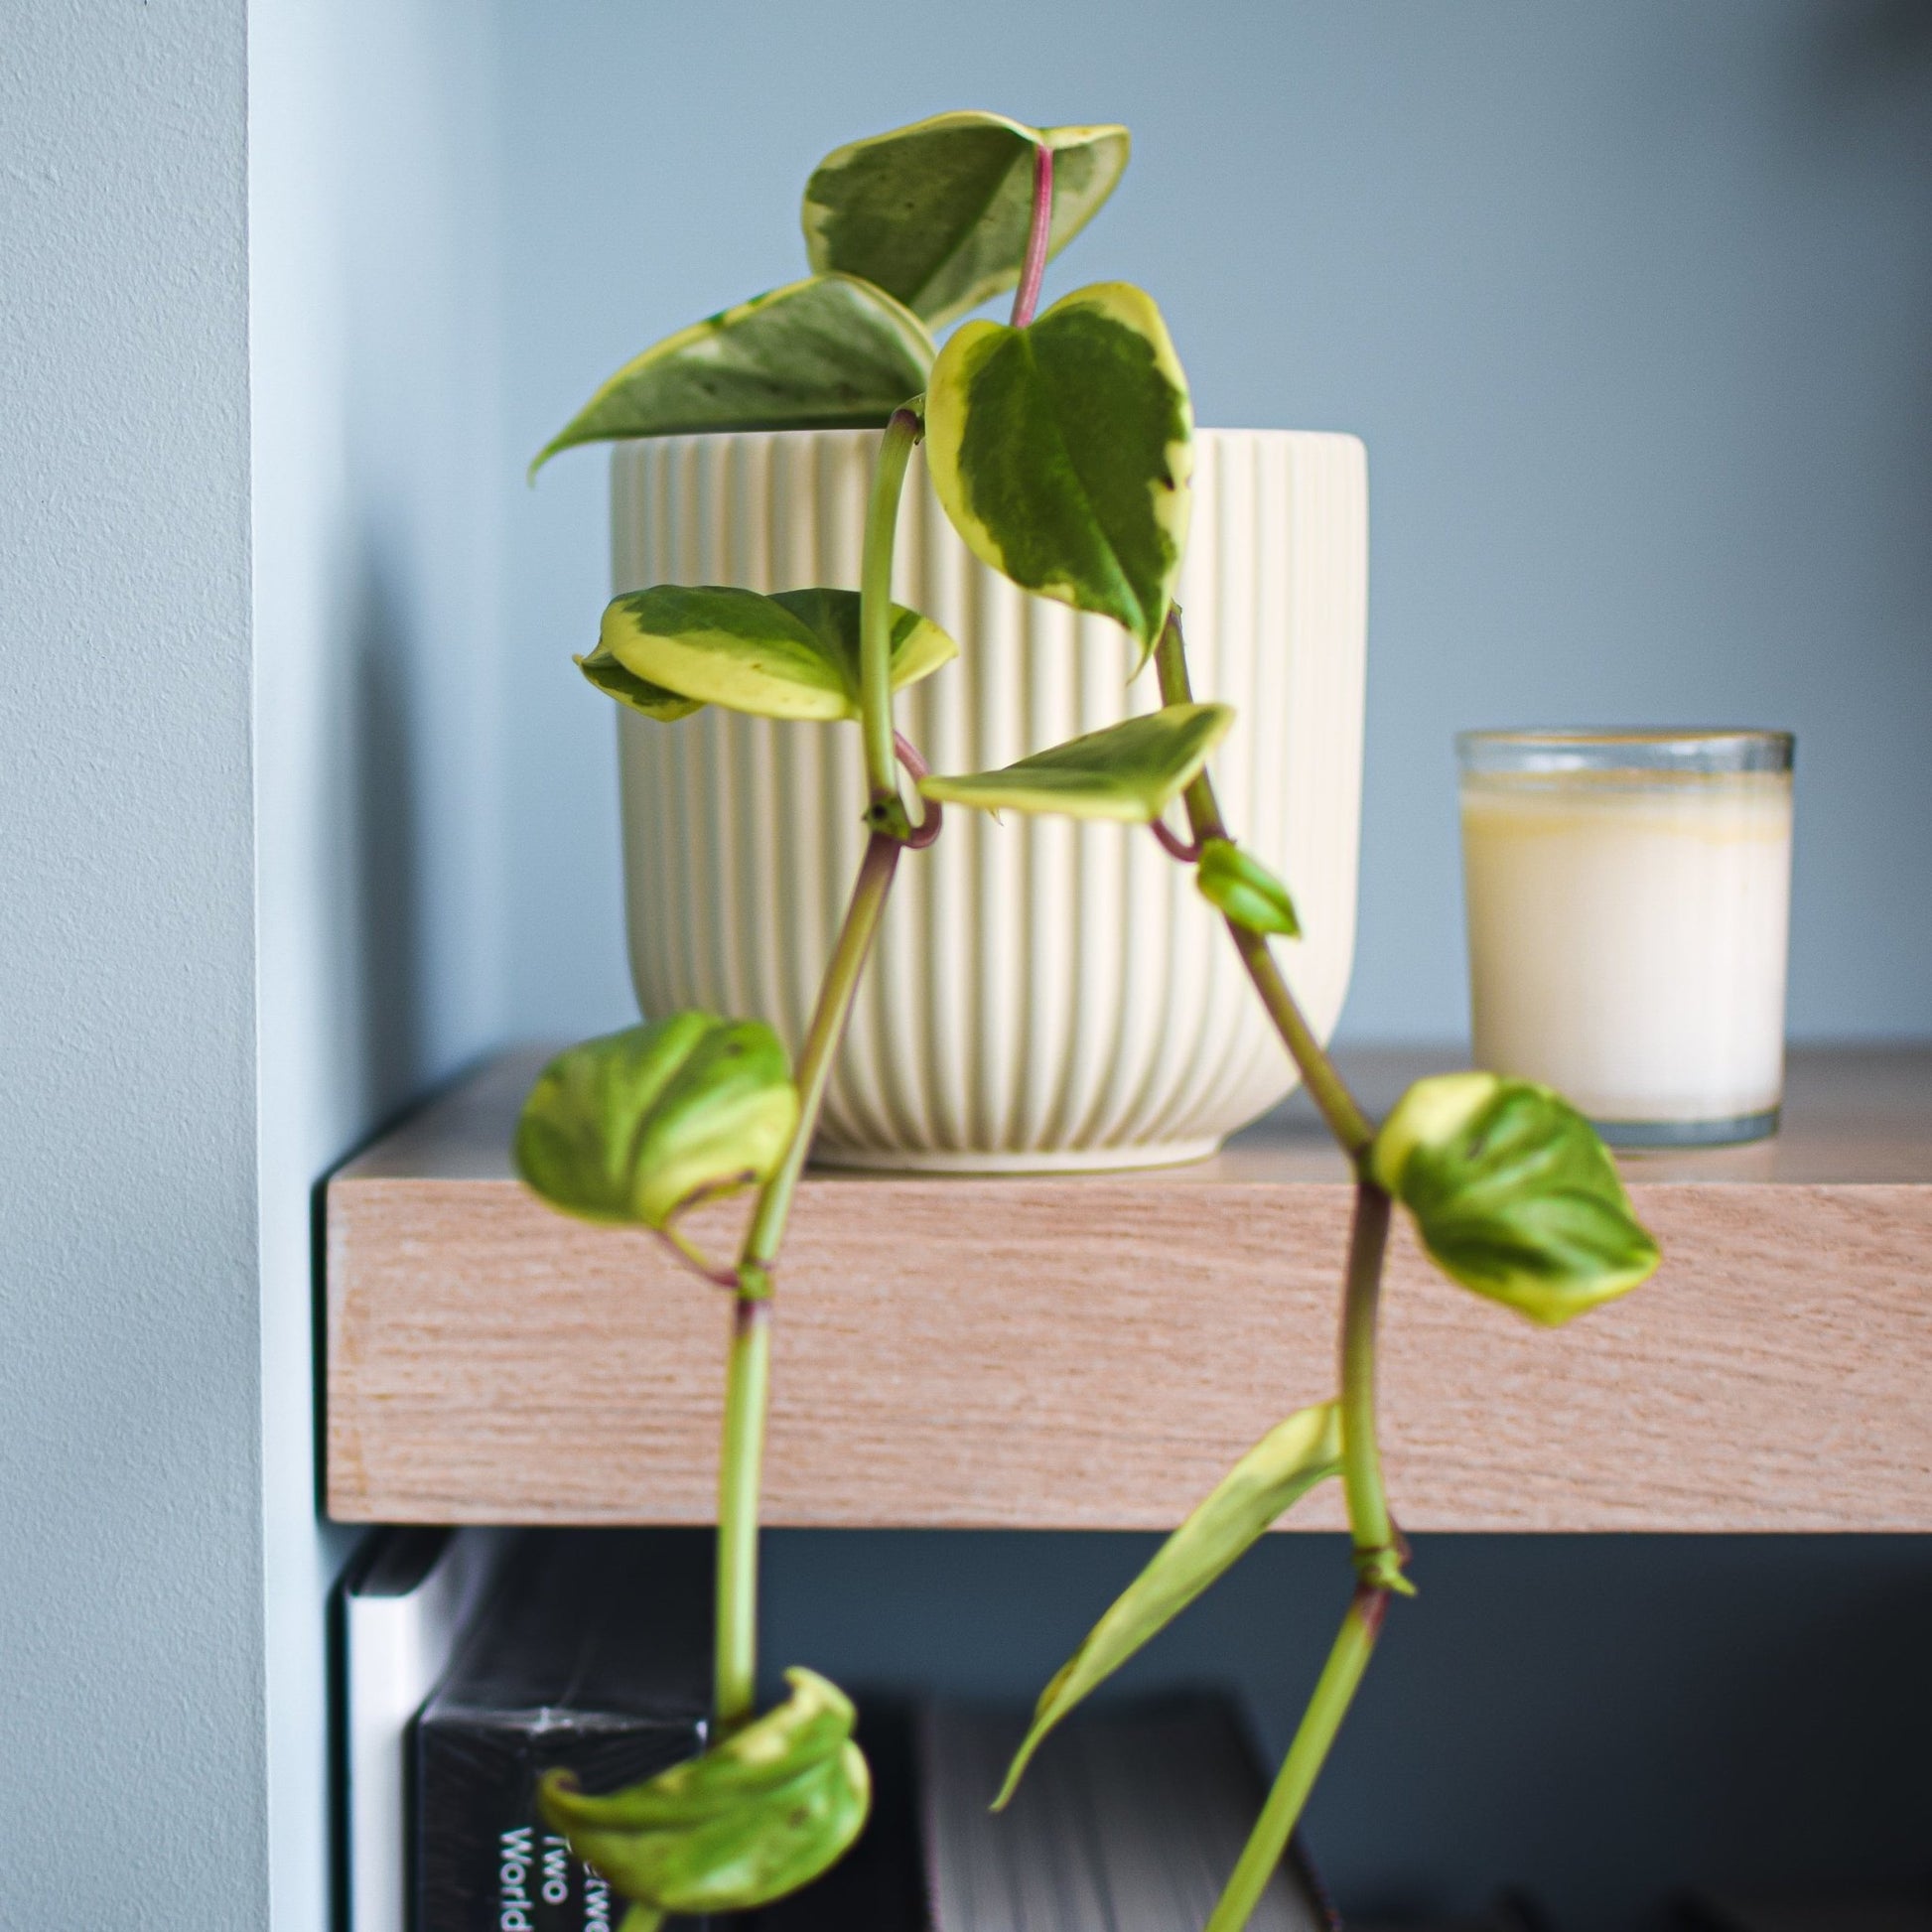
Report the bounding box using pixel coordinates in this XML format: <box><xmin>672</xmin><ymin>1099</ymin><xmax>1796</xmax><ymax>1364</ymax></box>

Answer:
<box><xmin>1</xmin><ymin>0</ymin><xmax>505</xmax><ymax>1922</ymax></box>
<box><xmin>493</xmin><ymin>0</ymin><xmax>1932</xmax><ymax>1045</ymax></box>
<box><xmin>250</xmin><ymin>0</ymin><xmax>503</xmax><ymax>1926</ymax></box>
<box><xmin>0</xmin><ymin>2</ymin><xmax>265</xmax><ymax>1924</ymax></box>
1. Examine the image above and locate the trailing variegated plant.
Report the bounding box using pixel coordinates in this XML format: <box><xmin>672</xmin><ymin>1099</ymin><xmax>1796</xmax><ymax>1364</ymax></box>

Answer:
<box><xmin>517</xmin><ymin>110</ymin><xmax>1662</xmax><ymax>1932</ymax></box>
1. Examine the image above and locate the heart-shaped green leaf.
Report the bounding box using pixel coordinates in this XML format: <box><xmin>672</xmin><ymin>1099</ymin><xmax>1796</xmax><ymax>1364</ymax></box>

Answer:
<box><xmin>1196</xmin><ymin>838</ymin><xmax>1301</xmax><ymax>937</ymax></box>
<box><xmin>996</xmin><ymin>1402</ymin><xmax>1341</xmax><ymax>1809</ymax></box>
<box><xmin>576</xmin><ymin>641</ymin><xmax>702</xmax><ymax>722</ymax></box>
<box><xmin>924</xmin><ymin>282</ymin><xmax>1192</xmax><ymax>656</ymax></box>
<box><xmin>1370</xmin><ymin>1073</ymin><xmax>1663</xmax><ymax>1326</ymax></box>
<box><xmin>918</xmin><ymin>703</ymin><xmax>1231</xmax><ymax>823</ymax></box>
<box><xmin>530</xmin><ymin>274</ymin><xmax>934</xmax><ymax>475</ymax></box>
<box><xmin>515</xmin><ymin>1015</ymin><xmax>799</xmax><ymax>1230</ymax></box>
<box><xmin>540</xmin><ymin>1668</ymin><xmax>870</xmax><ymax>1920</ymax></box>
<box><xmin>802</xmin><ymin>111</ymin><xmax>1132</xmax><ymax>329</ymax></box>
<box><xmin>599</xmin><ymin>584</ymin><xmax>957</xmax><ymax>723</ymax></box>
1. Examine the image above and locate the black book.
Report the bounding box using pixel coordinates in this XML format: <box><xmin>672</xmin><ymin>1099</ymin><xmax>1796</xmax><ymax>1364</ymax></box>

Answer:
<box><xmin>415</xmin><ymin>1529</ymin><xmax>713</xmax><ymax>1932</ymax></box>
<box><xmin>412</xmin><ymin>1534</ymin><xmax>1327</xmax><ymax>1932</ymax></box>
<box><xmin>740</xmin><ymin>1703</ymin><xmax>928</xmax><ymax>1932</ymax></box>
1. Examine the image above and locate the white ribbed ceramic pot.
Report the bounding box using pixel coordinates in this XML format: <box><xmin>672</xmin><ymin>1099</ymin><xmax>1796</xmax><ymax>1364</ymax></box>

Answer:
<box><xmin>612</xmin><ymin>427</ymin><xmax>1366</xmax><ymax>1172</ymax></box>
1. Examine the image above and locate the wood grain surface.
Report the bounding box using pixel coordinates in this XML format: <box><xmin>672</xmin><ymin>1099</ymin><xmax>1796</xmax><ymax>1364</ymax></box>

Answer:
<box><xmin>327</xmin><ymin>1047</ymin><xmax>1932</xmax><ymax>1531</ymax></box>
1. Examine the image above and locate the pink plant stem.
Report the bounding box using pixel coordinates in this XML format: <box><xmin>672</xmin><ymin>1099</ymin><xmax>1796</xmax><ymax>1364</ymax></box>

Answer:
<box><xmin>1150</xmin><ymin>815</ymin><xmax>1201</xmax><ymax>864</ymax></box>
<box><xmin>1011</xmin><ymin>143</ymin><xmax>1054</xmax><ymax>328</ymax></box>
<box><xmin>650</xmin><ymin>1224</ymin><xmax>740</xmax><ymax>1292</ymax></box>
<box><xmin>895</xmin><ymin>730</ymin><xmax>943</xmax><ymax>849</ymax></box>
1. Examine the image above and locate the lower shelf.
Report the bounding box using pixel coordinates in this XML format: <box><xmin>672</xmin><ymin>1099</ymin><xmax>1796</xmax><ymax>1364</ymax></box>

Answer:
<box><xmin>326</xmin><ymin>1046</ymin><xmax>1932</xmax><ymax>1532</ymax></box>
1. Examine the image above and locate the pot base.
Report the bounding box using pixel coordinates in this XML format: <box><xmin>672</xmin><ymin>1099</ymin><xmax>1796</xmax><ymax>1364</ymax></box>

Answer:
<box><xmin>810</xmin><ymin>1137</ymin><xmax>1224</xmax><ymax>1176</ymax></box>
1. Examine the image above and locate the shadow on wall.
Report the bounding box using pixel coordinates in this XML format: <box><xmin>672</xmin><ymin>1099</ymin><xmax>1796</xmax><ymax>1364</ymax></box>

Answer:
<box><xmin>350</xmin><ymin>543</ymin><xmax>423</xmax><ymax>1121</ymax></box>
<box><xmin>1797</xmin><ymin>0</ymin><xmax>1932</xmax><ymax>574</ymax></box>
<box><xmin>1802</xmin><ymin>0</ymin><xmax>1932</xmax><ymax>106</ymax></box>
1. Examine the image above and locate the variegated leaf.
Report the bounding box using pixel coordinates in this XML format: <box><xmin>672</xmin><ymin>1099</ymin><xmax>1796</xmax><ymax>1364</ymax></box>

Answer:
<box><xmin>576</xmin><ymin>640</ymin><xmax>702</xmax><ymax>722</ymax></box>
<box><xmin>924</xmin><ymin>282</ymin><xmax>1192</xmax><ymax>656</ymax></box>
<box><xmin>541</xmin><ymin>1669</ymin><xmax>870</xmax><ymax>1919</ymax></box>
<box><xmin>802</xmin><ymin>111</ymin><xmax>1131</xmax><ymax>328</ymax></box>
<box><xmin>600</xmin><ymin>584</ymin><xmax>956</xmax><ymax>723</ymax></box>
<box><xmin>996</xmin><ymin>1403</ymin><xmax>1343</xmax><ymax>1808</ymax></box>
<box><xmin>1370</xmin><ymin>1074</ymin><xmax>1663</xmax><ymax>1325</ymax></box>
<box><xmin>531</xmin><ymin>274</ymin><xmax>933</xmax><ymax>474</ymax></box>
<box><xmin>918</xmin><ymin>704</ymin><xmax>1231</xmax><ymax>823</ymax></box>
<box><xmin>515</xmin><ymin>1016</ymin><xmax>798</xmax><ymax>1230</ymax></box>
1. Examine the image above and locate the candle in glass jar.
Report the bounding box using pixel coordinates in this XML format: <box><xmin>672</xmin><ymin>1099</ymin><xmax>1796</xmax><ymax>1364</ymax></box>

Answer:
<box><xmin>1456</xmin><ymin>730</ymin><xmax>1794</xmax><ymax>1146</ymax></box>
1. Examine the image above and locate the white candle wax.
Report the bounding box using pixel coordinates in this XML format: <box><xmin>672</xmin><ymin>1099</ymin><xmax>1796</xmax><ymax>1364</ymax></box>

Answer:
<box><xmin>1460</xmin><ymin>767</ymin><xmax>1792</xmax><ymax>1130</ymax></box>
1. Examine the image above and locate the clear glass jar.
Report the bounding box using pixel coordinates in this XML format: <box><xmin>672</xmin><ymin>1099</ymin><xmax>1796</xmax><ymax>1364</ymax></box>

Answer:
<box><xmin>1456</xmin><ymin>729</ymin><xmax>1795</xmax><ymax>1147</ymax></box>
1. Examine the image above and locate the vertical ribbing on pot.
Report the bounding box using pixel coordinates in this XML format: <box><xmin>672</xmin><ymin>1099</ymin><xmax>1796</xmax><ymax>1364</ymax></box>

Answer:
<box><xmin>612</xmin><ymin>428</ymin><xmax>1366</xmax><ymax>1173</ymax></box>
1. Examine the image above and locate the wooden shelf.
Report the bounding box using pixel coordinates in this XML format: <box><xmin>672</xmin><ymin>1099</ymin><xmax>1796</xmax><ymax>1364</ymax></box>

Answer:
<box><xmin>328</xmin><ymin>1046</ymin><xmax>1932</xmax><ymax>1533</ymax></box>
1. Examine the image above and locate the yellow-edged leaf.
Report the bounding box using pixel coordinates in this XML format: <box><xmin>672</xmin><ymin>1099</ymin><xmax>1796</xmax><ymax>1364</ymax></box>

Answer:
<box><xmin>600</xmin><ymin>584</ymin><xmax>956</xmax><ymax>723</ymax></box>
<box><xmin>1370</xmin><ymin>1074</ymin><xmax>1663</xmax><ymax>1325</ymax></box>
<box><xmin>515</xmin><ymin>1016</ymin><xmax>798</xmax><ymax>1230</ymax></box>
<box><xmin>540</xmin><ymin>1669</ymin><xmax>870</xmax><ymax>1916</ymax></box>
<box><xmin>919</xmin><ymin>704</ymin><xmax>1230</xmax><ymax>823</ymax></box>
<box><xmin>996</xmin><ymin>1401</ymin><xmax>1342</xmax><ymax>1808</ymax></box>
<box><xmin>924</xmin><ymin>282</ymin><xmax>1192</xmax><ymax>656</ymax></box>
<box><xmin>531</xmin><ymin>275</ymin><xmax>933</xmax><ymax>474</ymax></box>
<box><xmin>802</xmin><ymin>111</ymin><xmax>1131</xmax><ymax>328</ymax></box>
<box><xmin>576</xmin><ymin>640</ymin><xmax>702</xmax><ymax>722</ymax></box>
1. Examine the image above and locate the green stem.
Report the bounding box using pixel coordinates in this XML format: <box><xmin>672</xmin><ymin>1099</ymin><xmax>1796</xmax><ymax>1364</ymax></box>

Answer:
<box><xmin>707</xmin><ymin>397</ymin><xmax>926</xmax><ymax>1741</ymax></box>
<box><xmin>1227</xmin><ymin>925</ymin><xmax>1374</xmax><ymax>1161</ymax></box>
<box><xmin>1154</xmin><ymin>604</ymin><xmax>1408</xmax><ymax>1929</ymax></box>
<box><xmin>1152</xmin><ymin>611</ymin><xmax>1374</xmax><ymax>1161</ymax></box>
<box><xmin>714</xmin><ymin>1295</ymin><xmax>769</xmax><ymax>1730</ymax></box>
<box><xmin>742</xmin><ymin>835</ymin><xmax>899</xmax><ymax>1272</ymax></box>
<box><xmin>1203</xmin><ymin>1193</ymin><xmax>1402</xmax><ymax>1924</ymax></box>
<box><xmin>1340</xmin><ymin>1181</ymin><xmax>1400</xmax><ymax>1579</ymax></box>
<box><xmin>1195</xmin><ymin>1186</ymin><xmax>1402</xmax><ymax>1931</ymax></box>
<box><xmin>1153</xmin><ymin>608</ymin><xmax>1402</xmax><ymax>1572</ymax></box>
<box><xmin>709</xmin><ymin>833</ymin><xmax>899</xmax><ymax>1735</ymax></box>
<box><xmin>860</xmin><ymin>406</ymin><xmax>923</xmax><ymax>839</ymax></box>
<box><xmin>1200</xmin><ymin>1587</ymin><xmax>1387</xmax><ymax>1932</ymax></box>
